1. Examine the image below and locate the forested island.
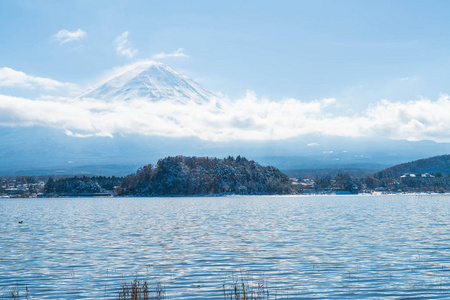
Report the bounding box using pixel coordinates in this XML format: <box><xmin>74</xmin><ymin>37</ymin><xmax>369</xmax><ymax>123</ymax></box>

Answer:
<box><xmin>3</xmin><ymin>154</ymin><xmax>450</xmax><ymax>198</ymax></box>
<box><xmin>119</xmin><ymin>155</ymin><xmax>293</xmax><ymax>196</ymax></box>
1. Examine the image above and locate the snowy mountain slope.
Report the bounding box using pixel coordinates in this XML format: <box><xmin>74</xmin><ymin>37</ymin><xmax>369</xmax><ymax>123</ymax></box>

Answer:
<box><xmin>79</xmin><ymin>61</ymin><xmax>217</xmax><ymax>103</ymax></box>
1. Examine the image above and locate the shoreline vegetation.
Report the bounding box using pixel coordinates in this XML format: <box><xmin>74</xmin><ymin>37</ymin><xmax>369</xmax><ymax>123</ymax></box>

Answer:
<box><xmin>2</xmin><ymin>154</ymin><xmax>450</xmax><ymax>198</ymax></box>
<box><xmin>1</xmin><ymin>276</ymin><xmax>282</xmax><ymax>300</ymax></box>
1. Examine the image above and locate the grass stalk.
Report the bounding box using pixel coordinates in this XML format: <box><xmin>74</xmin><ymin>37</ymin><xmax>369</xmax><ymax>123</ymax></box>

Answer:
<box><xmin>117</xmin><ymin>279</ymin><xmax>166</xmax><ymax>300</ymax></box>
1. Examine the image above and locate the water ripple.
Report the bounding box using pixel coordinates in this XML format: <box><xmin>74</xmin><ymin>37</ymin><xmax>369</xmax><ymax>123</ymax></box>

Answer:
<box><xmin>1</xmin><ymin>195</ymin><xmax>450</xmax><ymax>299</ymax></box>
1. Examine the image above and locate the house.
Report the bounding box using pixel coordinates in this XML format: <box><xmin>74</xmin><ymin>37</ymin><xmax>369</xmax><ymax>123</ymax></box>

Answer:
<box><xmin>400</xmin><ymin>173</ymin><xmax>435</xmax><ymax>185</ymax></box>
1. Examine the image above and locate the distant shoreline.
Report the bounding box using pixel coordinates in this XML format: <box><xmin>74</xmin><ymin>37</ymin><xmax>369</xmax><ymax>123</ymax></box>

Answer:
<box><xmin>2</xmin><ymin>192</ymin><xmax>449</xmax><ymax>199</ymax></box>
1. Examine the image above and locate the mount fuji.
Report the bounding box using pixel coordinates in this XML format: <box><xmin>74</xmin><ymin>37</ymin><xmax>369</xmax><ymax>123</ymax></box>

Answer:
<box><xmin>0</xmin><ymin>61</ymin><xmax>449</xmax><ymax>176</ymax></box>
<box><xmin>79</xmin><ymin>61</ymin><xmax>217</xmax><ymax>104</ymax></box>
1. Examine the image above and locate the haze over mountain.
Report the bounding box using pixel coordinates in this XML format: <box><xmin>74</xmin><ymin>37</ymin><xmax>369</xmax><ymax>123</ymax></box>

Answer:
<box><xmin>0</xmin><ymin>61</ymin><xmax>450</xmax><ymax>176</ymax></box>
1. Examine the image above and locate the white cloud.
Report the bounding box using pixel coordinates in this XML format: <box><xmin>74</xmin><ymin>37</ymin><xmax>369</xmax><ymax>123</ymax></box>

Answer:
<box><xmin>361</xmin><ymin>96</ymin><xmax>450</xmax><ymax>141</ymax></box>
<box><xmin>2</xmin><ymin>92</ymin><xmax>450</xmax><ymax>143</ymax></box>
<box><xmin>53</xmin><ymin>29</ymin><xmax>86</xmax><ymax>44</ymax></box>
<box><xmin>307</xmin><ymin>143</ymin><xmax>320</xmax><ymax>147</ymax></box>
<box><xmin>116</xmin><ymin>31</ymin><xmax>138</xmax><ymax>58</ymax></box>
<box><xmin>0</xmin><ymin>67</ymin><xmax>78</xmax><ymax>91</ymax></box>
<box><xmin>153</xmin><ymin>48</ymin><xmax>189</xmax><ymax>59</ymax></box>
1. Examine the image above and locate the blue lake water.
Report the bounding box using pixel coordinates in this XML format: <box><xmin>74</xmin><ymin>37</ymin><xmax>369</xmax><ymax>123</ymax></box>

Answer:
<box><xmin>1</xmin><ymin>195</ymin><xmax>450</xmax><ymax>299</ymax></box>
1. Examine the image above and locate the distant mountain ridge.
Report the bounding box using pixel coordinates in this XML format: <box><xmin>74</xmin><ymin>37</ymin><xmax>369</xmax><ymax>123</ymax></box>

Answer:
<box><xmin>375</xmin><ymin>154</ymin><xmax>450</xmax><ymax>179</ymax></box>
<box><xmin>79</xmin><ymin>61</ymin><xmax>217</xmax><ymax>103</ymax></box>
<box><xmin>1</xmin><ymin>126</ymin><xmax>450</xmax><ymax>176</ymax></box>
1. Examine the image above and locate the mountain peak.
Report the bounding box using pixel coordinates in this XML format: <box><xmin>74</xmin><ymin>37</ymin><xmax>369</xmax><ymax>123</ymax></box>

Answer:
<box><xmin>79</xmin><ymin>61</ymin><xmax>217</xmax><ymax>103</ymax></box>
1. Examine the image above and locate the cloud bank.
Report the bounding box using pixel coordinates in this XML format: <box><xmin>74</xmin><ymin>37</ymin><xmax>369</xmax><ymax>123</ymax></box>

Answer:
<box><xmin>116</xmin><ymin>31</ymin><xmax>138</xmax><ymax>58</ymax></box>
<box><xmin>53</xmin><ymin>29</ymin><xmax>86</xmax><ymax>44</ymax></box>
<box><xmin>0</xmin><ymin>67</ymin><xmax>78</xmax><ymax>91</ymax></box>
<box><xmin>1</xmin><ymin>91</ymin><xmax>450</xmax><ymax>143</ymax></box>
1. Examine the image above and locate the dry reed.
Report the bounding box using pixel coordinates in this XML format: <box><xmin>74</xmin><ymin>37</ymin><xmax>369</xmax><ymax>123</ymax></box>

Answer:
<box><xmin>223</xmin><ymin>276</ymin><xmax>278</xmax><ymax>300</ymax></box>
<box><xmin>2</xmin><ymin>276</ymin><xmax>282</xmax><ymax>299</ymax></box>
<box><xmin>0</xmin><ymin>285</ymin><xmax>28</xmax><ymax>300</ymax></box>
<box><xmin>117</xmin><ymin>279</ymin><xmax>166</xmax><ymax>300</ymax></box>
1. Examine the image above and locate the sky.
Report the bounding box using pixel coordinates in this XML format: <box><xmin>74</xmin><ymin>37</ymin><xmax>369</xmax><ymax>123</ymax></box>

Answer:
<box><xmin>1</xmin><ymin>0</ymin><xmax>450</xmax><ymax>142</ymax></box>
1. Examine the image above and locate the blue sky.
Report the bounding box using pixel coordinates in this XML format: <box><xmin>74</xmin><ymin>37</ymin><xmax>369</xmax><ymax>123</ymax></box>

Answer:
<box><xmin>2</xmin><ymin>0</ymin><xmax>450</xmax><ymax>101</ymax></box>
<box><xmin>1</xmin><ymin>0</ymin><xmax>450</xmax><ymax>142</ymax></box>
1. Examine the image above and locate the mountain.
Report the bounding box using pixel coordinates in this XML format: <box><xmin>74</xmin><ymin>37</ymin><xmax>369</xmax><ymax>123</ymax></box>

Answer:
<box><xmin>374</xmin><ymin>154</ymin><xmax>450</xmax><ymax>179</ymax></box>
<box><xmin>79</xmin><ymin>61</ymin><xmax>217</xmax><ymax>103</ymax></box>
<box><xmin>2</xmin><ymin>124</ymin><xmax>450</xmax><ymax>177</ymax></box>
<box><xmin>1</xmin><ymin>62</ymin><xmax>450</xmax><ymax>176</ymax></box>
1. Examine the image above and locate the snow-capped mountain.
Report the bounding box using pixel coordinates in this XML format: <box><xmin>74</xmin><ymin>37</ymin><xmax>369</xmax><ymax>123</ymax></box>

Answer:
<box><xmin>1</xmin><ymin>61</ymin><xmax>450</xmax><ymax>176</ymax></box>
<box><xmin>79</xmin><ymin>61</ymin><xmax>217</xmax><ymax>103</ymax></box>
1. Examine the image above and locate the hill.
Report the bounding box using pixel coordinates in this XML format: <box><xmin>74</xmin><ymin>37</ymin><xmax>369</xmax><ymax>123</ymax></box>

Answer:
<box><xmin>374</xmin><ymin>154</ymin><xmax>450</xmax><ymax>179</ymax></box>
<box><xmin>119</xmin><ymin>155</ymin><xmax>293</xmax><ymax>196</ymax></box>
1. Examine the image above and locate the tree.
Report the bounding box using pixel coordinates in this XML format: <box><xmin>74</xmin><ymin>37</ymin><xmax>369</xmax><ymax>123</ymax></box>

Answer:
<box><xmin>44</xmin><ymin>177</ymin><xmax>55</xmax><ymax>194</ymax></box>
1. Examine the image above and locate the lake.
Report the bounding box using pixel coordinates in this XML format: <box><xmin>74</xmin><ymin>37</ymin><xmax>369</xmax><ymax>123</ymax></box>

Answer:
<box><xmin>1</xmin><ymin>195</ymin><xmax>450</xmax><ymax>299</ymax></box>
